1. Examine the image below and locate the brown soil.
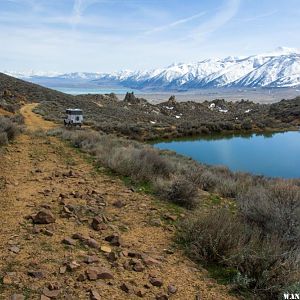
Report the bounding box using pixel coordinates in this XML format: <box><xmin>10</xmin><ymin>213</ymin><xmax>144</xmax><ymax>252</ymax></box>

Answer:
<box><xmin>0</xmin><ymin>107</ymin><xmax>13</xmax><ymax>116</ymax></box>
<box><xmin>0</xmin><ymin>104</ymin><xmax>238</xmax><ymax>299</ymax></box>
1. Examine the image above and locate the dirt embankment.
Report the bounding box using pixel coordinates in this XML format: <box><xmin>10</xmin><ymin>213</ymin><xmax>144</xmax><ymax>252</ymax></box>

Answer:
<box><xmin>0</xmin><ymin>104</ymin><xmax>237</xmax><ymax>299</ymax></box>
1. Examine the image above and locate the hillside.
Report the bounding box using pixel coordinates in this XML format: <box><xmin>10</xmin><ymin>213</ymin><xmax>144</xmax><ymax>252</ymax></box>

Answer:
<box><xmin>0</xmin><ymin>72</ymin><xmax>299</xmax><ymax>141</ymax></box>
<box><xmin>0</xmin><ymin>73</ymin><xmax>74</xmax><ymax>110</ymax></box>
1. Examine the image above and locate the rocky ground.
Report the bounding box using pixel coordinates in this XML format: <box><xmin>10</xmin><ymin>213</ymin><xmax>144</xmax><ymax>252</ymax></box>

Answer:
<box><xmin>0</xmin><ymin>105</ymin><xmax>237</xmax><ymax>299</ymax></box>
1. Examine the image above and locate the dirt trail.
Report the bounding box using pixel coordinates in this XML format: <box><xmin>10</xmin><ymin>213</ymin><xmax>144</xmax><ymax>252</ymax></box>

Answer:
<box><xmin>0</xmin><ymin>104</ymin><xmax>237</xmax><ymax>299</ymax></box>
<box><xmin>20</xmin><ymin>103</ymin><xmax>57</xmax><ymax>130</ymax></box>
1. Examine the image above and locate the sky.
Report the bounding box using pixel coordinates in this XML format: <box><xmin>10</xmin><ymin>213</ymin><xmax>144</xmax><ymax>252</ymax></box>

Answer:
<box><xmin>0</xmin><ymin>0</ymin><xmax>299</xmax><ymax>73</ymax></box>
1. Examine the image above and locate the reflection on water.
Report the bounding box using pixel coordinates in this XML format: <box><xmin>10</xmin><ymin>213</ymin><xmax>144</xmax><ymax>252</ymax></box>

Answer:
<box><xmin>154</xmin><ymin>131</ymin><xmax>300</xmax><ymax>178</ymax></box>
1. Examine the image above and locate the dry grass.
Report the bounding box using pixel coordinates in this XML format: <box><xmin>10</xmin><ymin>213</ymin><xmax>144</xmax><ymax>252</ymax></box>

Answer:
<box><xmin>0</xmin><ymin>115</ymin><xmax>22</xmax><ymax>145</ymax></box>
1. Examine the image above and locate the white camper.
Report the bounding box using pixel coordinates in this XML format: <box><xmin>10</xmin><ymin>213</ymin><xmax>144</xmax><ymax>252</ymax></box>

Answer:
<box><xmin>64</xmin><ymin>109</ymin><xmax>83</xmax><ymax>127</ymax></box>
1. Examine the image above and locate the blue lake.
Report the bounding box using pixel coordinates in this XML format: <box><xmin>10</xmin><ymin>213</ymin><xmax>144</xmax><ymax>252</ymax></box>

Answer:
<box><xmin>53</xmin><ymin>86</ymin><xmax>142</xmax><ymax>95</ymax></box>
<box><xmin>154</xmin><ymin>131</ymin><xmax>300</xmax><ymax>178</ymax></box>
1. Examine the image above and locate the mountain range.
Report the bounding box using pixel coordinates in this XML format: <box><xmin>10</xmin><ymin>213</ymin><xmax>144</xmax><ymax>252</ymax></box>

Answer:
<box><xmin>4</xmin><ymin>47</ymin><xmax>300</xmax><ymax>91</ymax></box>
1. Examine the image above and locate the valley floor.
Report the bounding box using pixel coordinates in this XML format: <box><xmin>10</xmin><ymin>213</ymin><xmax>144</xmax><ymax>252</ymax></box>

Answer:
<box><xmin>0</xmin><ymin>105</ymin><xmax>237</xmax><ymax>299</ymax></box>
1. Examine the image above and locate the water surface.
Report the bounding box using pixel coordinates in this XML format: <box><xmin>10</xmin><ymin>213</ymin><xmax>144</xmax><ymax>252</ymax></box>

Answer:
<box><xmin>154</xmin><ymin>131</ymin><xmax>300</xmax><ymax>178</ymax></box>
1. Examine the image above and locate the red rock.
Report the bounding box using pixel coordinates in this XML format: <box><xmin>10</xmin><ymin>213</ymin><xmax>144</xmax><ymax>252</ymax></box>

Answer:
<box><xmin>62</xmin><ymin>237</ymin><xmax>76</xmax><ymax>246</ymax></box>
<box><xmin>90</xmin><ymin>290</ymin><xmax>101</xmax><ymax>300</ymax></box>
<box><xmin>86</xmin><ymin>268</ymin><xmax>98</xmax><ymax>281</ymax></box>
<box><xmin>131</xmin><ymin>260</ymin><xmax>144</xmax><ymax>272</ymax></box>
<box><xmin>107</xmin><ymin>252</ymin><xmax>118</xmax><ymax>262</ymax></box>
<box><xmin>149</xmin><ymin>277</ymin><xmax>163</xmax><ymax>287</ymax></box>
<box><xmin>85</xmin><ymin>238</ymin><xmax>99</xmax><ymax>249</ymax></box>
<box><xmin>67</xmin><ymin>261</ymin><xmax>80</xmax><ymax>271</ymax></box>
<box><xmin>105</xmin><ymin>234</ymin><xmax>123</xmax><ymax>246</ymax></box>
<box><xmin>42</xmin><ymin>287</ymin><xmax>60</xmax><ymax>298</ymax></box>
<box><xmin>135</xmin><ymin>289</ymin><xmax>147</xmax><ymax>298</ymax></box>
<box><xmin>120</xmin><ymin>282</ymin><xmax>132</xmax><ymax>293</ymax></box>
<box><xmin>113</xmin><ymin>200</ymin><xmax>126</xmax><ymax>208</ymax></box>
<box><xmin>167</xmin><ymin>284</ymin><xmax>177</xmax><ymax>294</ymax></box>
<box><xmin>72</xmin><ymin>233</ymin><xmax>85</xmax><ymax>240</ymax></box>
<box><xmin>128</xmin><ymin>251</ymin><xmax>142</xmax><ymax>258</ymax></box>
<box><xmin>28</xmin><ymin>270</ymin><xmax>44</xmax><ymax>279</ymax></box>
<box><xmin>33</xmin><ymin>210</ymin><xmax>55</xmax><ymax>224</ymax></box>
<box><xmin>142</xmin><ymin>255</ymin><xmax>161</xmax><ymax>266</ymax></box>
<box><xmin>97</xmin><ymin>268</ymin><xmax>114</xmax><ymax>279</ymax></box>
<box><xmin>91</xmin><ymin>216</ymin><xmax>102</xmax><ymax>231</ymax></box>
<box><xmin>84</xmin><ymin>255</ymin><xmax>99</xmax><ymax>264</ymax></box>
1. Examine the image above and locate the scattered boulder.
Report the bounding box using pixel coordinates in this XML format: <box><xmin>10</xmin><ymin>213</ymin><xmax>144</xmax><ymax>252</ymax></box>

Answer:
<box><xmin>83</xmin><ymin>255</ymin><xmax>99</xmax><ymax>264</ymax></box>
<box><xmin>86</xmin><ymin>267</ymin><xmax>114</xmax><ymax>281</ymax></box>
<box><xmin>72</xmin><ymin>233</ymin><xmax>85</xmax><ymax>241</ymax></box>
<box><xmin>135</xmin><ymin>289</ymin><xmax>147</xmax><ymax>298</ymax></box>
<box><xmin>149</xmin><ymin>276</ymin><xmax>163</xmax><ymax>287</ymax></box>
<box><xmin>67</xmin><ymin>261</ymin><xmax>81</xmax><ymax>271</ymax></box>
<box><xmin>120</xmin><ymin>282</ymin><xmax>133</xmax><ymax>293</ymax></box>
<box><xmin>130</xmin><ymin>259</ymin><xmax>145</xmax><ymax>272</ymax></box>
<box><xmin>62</xmin><ymin>237</ymin><xmax>76</xmax><ymax>246</ymax></box>
<box><xmin>42</xmin><ymin>287</ymin><xmax>60</xmax><ymax>299</ymax></box>
<box><xmin>107</xmin><ymin>252</ymin><xmax>118</xmax><ymax>262</ymax></box>
<box><xmin>90</xmin><ymin>290</ymin><xmax>101</xmax><ymax>300</ymax></box>
<box><xmin>142</xmin><ymin>254</ymin><xmax>161</xmax><ymax>266</ymax></box>
<box><xmin>156</xmin><ymin>294</ymin><xmax>168</xmax><ymax>300</ymax></box>
<box><xmin>33</xmin><ymin>210</ymin><xmax>55</xmax><ymax>224</ymax></box>
<box><xmin>167</xmin><ymin>284</ymin><xmax>177</xmax><ymax>294</ymax></box>
<box><xmin>105</xmin><ymin>234</ymin><xmax>123</xmax><ymax>246</ymax></box>
<box><xmin>86</xmin><ymin>268</ymin><xmax>98</xmax><ymax>281</ymax></box>
<box><xmin>128</xmin><ymin>251</ymin><xmax>142</xmax><ymax>259</ymax></box>
<box><xmin>85</xmin><ymin>238</ymin><xmax>99</xmax><ymax>249</ymax></box>
<box><xmin>113</xmin><ymin>200</ymin><xmax>126</xmax><ymax>208</ymax></box>
<box><xmin>91</xmin><ymin>216</ymin><xmax>107</xmax><ymax>231</ymax></box>
<box><xmin>27</xmin><ymin>270</ymin><xmax>44</xmax><ymax>279</ymax></box>
<box><xmin>97</xmin><ymin>268</ymin><xmax>114</xmax><ymax>280</ymax></box>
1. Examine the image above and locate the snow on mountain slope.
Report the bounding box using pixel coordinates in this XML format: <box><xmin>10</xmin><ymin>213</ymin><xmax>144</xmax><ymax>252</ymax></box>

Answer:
<box><xmin>4</xmin><ymin>47</ymin><xmax>300</xmax><ymax>90</ymax></box>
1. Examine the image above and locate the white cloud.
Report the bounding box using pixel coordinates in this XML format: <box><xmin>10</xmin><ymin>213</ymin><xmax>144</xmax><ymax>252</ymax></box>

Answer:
<box><xmin>190</xmin><ymin>0</ymin><xmax>240</xmax><ymax>41</ymax></box>
<box><xmin>144</xmin><ymin>11</ymin><xmax>207</xmax><ymax>35</ymax></box>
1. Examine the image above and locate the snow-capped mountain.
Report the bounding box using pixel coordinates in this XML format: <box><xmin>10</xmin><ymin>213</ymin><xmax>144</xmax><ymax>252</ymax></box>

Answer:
<box><xmin>4</xmin><ymin>47</ymin><xmax>300</xmax><ymax>90</ymax></box>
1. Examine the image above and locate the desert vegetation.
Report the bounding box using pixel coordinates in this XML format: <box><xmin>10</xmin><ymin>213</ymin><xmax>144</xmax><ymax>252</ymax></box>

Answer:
<box><xmin>48</xmin><ymin>127</ymin><xmax>300</xmax><ymax>298</ymax></box>
<box><xmin>37</xmin><ymin>92</ymin><xmax>300</xmax><ymax>141</ymax></box>
<box><xmin>0</xmin><ymin>114</ymin><xmax>23</xmax><ymax>146</ymax></box>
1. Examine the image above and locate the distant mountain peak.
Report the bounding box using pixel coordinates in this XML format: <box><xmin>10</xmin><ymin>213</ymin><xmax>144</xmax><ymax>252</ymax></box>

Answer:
<box><xmin>4</xmin><ymin>47</ymin><xmax>300</xmax><ymax>90</ymax></box>
<box><xmin>262</xmin><ymin>46</ymin><xmax>300</xmax><ymax>57</ymax></box>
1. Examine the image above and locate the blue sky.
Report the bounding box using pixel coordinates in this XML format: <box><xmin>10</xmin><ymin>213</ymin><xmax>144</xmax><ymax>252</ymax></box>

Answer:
<box><xmin>0</xmin><ymin>0</ymin><xmax>299</xmax><ymax>72</ymax></box>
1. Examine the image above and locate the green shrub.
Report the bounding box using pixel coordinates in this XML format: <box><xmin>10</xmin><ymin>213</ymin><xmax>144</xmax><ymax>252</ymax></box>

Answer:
<box><xmin>155</xmin><ymin>175</ymin><xmax>198</xmax><ymax>209</ymax></box>
<box><xmin>177</xmin><ymin>208</ymin><xmax>300</xmax><ymax>297</ymax></box>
